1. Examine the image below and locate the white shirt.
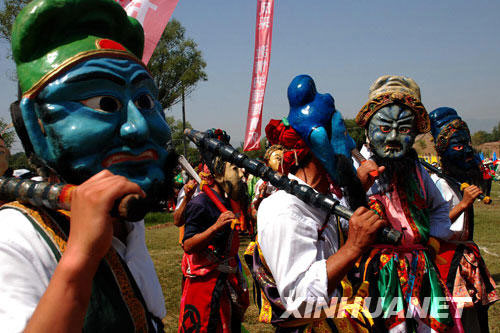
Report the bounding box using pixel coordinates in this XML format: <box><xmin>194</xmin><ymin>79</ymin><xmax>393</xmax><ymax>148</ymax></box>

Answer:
<box><xmin>0</xmin><ymin>207</ymin><xmax>166</xmax><ymax>332</ymax></box>
<box><xmin>431</xmin><ymin>174</ymin><xmax>468</xmax><ymax>239</ymax></box>
<box><xmin>257</xmin><ymin>174</ymin><xmax>345</xmax><ymax>313</ymax></box>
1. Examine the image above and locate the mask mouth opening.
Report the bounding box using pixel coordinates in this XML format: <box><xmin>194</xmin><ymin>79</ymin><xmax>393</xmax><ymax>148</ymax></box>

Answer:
<box><xmin>385</xmin><ymin>143</ymin><xmax>402</xmax><ymax>152</ymax></box>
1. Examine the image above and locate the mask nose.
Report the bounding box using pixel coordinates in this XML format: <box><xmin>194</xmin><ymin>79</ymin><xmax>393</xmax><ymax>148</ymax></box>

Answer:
<box><xmin>386</xmin><ymin>127</ymin><xmax>398</xmax><ymax>141</ymax></box>
<box><xmin>120</xmin><ymin>100</ymin><xmax>149</xmax><ymax>146</ymax></box>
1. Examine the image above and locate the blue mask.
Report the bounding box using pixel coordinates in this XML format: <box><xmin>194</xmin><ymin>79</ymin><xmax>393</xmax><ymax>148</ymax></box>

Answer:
<box><xmin>442</xmin><ymin>130</ymin><xmax>476</xmax><ymax>170</ymax></box>
<box><xmin>20</xmin><ymin>58</ymin><xmax>172</xmax><ymax>194</ymax></box>
<box><xmin>287</xmin><ymin>75</ymin><xmax>355</xmax><ymax>183</ymax></box>
<box><xmin>367</xmin><ymin>104</ymin><xmax>416</xmax><ymax>159</ymax></box>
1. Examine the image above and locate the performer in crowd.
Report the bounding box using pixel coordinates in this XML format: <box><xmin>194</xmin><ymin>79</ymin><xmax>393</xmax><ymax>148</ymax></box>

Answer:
<box><xmin>480</xmin><ymin>158</ymin><xmax>495</xmax><ymax>197</ymax></box>
<box><xmin>429</xmin><ymin>107</ymin><xmax>498</xmax><ymax>332</ymax></box>
<box><xmin>354</xmin><ymin>75</ymin><xmax>456</xmax><ymax>332</ymax></box>
<box><xmin>251</xmin><ymin>74</ymin><xmax>386</xmax><ymax>332</ymax></box>
<box><xmin>251</xmin><ymin>144</ymin><xmax>284</xmax><ymax>216</ymax></box>
<box><xmin>174</xmin><ymin>178</ymin><xmax>199</xmax><ymax>244</ymax></box>
<box><xmin>0</xmin><ymin>0</ymin><xmax>176</xmax><ymax>331</ymax></box>
<box><xmin>179</xmin><ymin>130</ymin><xmax>249</xmax><ymax>333</ymax></box>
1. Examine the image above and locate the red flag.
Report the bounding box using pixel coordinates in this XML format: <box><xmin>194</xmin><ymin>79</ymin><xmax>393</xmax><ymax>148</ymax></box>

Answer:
<box><xmin>117</xmin><ymin>0</ymin><xmax>180</xmax><ymax>64</ymax></box>
<box><xmin>243</xmin><ymin>0</ymin><xmax>275</xmax><ymax>151</ymax></box>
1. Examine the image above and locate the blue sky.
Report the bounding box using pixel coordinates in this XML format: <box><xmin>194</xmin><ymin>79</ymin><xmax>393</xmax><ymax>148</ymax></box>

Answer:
<box><xmin>1</xmin><ymin>0</ymin><xmax>499</xmax><ymax>151</ymax></box>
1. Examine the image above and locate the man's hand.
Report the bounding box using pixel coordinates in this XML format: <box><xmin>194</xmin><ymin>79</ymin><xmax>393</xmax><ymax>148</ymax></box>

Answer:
<box><xmin>25</xmin><ymin>170</ymin><xmax>145</xmax><ymax>333</ymax></box>
<box><xmin>258</xmin><ymin>182</ymin><xmax>268</xmax><ymax>198</ymax></box>
<box><xmin>184</xmin><ymin>180</ymin><xmax>197</xmax><ymax>200</ymax></box>
<box><xmin>183</xmin><ymin>210</ymin><xmax>237</xmax><ymax>254</ymax></box>
<box><xmin>213</xmin><ymin>211</ymin><xmax>237</xmax><ymax>232</ymax></box>
<box><xmin>325</xmin><ymin>207</ymin><xmax>387</xmax><ymax>294</ymax></box>
<box><xmin>344</xmin><ymin>207</ymin><xmax>388</xmax><ymax>256</ymax></box>
<box><xmin>357</xmin><ymin>160</ymin><xmax>385</xmax><ymax>191</ymax></box>
<box><xmin>67</xmin><ymin>170</ymin><xmax>145</xmax><ymax>263</ymax></box>
<box><xmin>461</xmin><ymin>185</ymin><xmax>482</xmax><ymax>209</ymax></box>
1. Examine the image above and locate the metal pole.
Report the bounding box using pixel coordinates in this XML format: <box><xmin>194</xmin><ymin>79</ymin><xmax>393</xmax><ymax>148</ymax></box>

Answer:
<box><xmin>182</xmin><ymin>88</ymin><xmax>187</xmax><ymax>157</ymax></box>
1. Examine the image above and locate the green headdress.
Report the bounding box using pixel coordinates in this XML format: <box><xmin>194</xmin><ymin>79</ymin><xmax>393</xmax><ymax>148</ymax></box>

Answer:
<box><xmin>12</xmin><ymin>0</ymin><xmax>145</xmax><ymax>99</ymax></box>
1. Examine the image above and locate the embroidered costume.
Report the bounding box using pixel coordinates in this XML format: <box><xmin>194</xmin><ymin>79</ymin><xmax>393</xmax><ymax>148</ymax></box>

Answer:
<box><xmin>354</xmin><ymin>146</ymin><xmax>455</xmax><ymax>332</ymax></box>
<box><xmin>429</xmin><ymin>107</ymin><xmax>498</xmax><ymax>332</ymax></box>
<box><xmin>354</xmin><ymin>76</ymin><xmax>457</xmax><ymax>332</ymax></box>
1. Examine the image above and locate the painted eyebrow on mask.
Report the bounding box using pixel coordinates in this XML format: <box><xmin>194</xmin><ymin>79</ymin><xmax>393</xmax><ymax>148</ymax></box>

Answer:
<box><xmin>375</xmin><ymin>116</ymin><xmax>393</xmax><ymax>124</ymax></box>
<box><xmin>64</xmin><ymin>71</ymin><xmax>126</xmax><ymax>86</ymax></box>
<box><xmin>396</xmin><ymin>115</ymin><xmax>414</xmax><ymax>124</ymax></box>
<box><xmin>131</xmin><ymin>73</ymin><xmax>152</xmax><ymax>86</ymax></box>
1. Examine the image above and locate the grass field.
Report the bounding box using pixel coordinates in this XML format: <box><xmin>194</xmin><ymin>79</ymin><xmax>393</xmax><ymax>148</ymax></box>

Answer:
<box><xmin>145</xmin><ymin>182</ymin><xmax>500</xmax><ymax>332</ymax></box>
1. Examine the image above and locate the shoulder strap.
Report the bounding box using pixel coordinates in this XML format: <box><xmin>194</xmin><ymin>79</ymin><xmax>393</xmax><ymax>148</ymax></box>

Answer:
<box><xmin>0</xmin><ymin>202</ymin><xmax>68</xmax><ymax>260</ymax></box>
<box><xmin>0</xmin><ymin>202</ymin><xmax>160</xmax><ymax>332</ymax></box>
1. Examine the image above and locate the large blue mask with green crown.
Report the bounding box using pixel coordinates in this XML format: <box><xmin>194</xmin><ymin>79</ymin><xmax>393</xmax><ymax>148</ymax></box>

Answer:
<box><xmin>287</xmin><ymin>75</ymin><xmax>355</xmax><ymax>183</ymax></box>
<box><xmin>20</xmin><ymin>58</ymin><xmax>172</xmax><ymax>194</ymax></box>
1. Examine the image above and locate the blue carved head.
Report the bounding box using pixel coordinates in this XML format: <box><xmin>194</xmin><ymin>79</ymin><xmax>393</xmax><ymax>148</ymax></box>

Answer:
<box><xmin>367</xmin><ymin>104</ymin><xmax>417</xmax><ymax>159</ymax></box>
<box><xmin>19</xmin><ymin>57</ymin><xmax>172</xmax><ymax>195</ymax></box>
<box><xmin>357</xmin><ymin>75</ymin><xmax>428</xmax><ymax>160</ymax></box>
<box><xmin>287</xmin><ymin>75</ymin><xmax>355</xmax><ymax>183</ymax></box>
<box><xmin>429</xmin><ymin>107</ymin><xmax>475</xmax><ymax>170</ymax></box>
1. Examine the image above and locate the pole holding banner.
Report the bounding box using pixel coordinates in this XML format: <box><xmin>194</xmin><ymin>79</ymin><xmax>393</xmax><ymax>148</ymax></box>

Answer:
<box><xmin>243</xmin><ymin>0</ymin><xmax>275</xmax><ymax>151</ymax></box>
<box><xmin>117</xmin><ymin>0</ymin><xmax>180</xmax><ymax>64</ymax></box>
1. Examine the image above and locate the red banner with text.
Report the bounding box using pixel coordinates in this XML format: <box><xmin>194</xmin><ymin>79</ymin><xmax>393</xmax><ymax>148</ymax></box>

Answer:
<box><xmin>116</xmin><ymin>0</ymin><xmax>179</xmax><ymax>64</ymax></box>
<box><xmin>243</xmin><ymin>0</ymin><xmax>275</xmax><ymax>151</ymax></box>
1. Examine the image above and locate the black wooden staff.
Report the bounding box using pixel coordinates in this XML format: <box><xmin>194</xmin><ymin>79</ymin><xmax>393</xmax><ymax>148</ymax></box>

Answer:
<box><xmin>184</xmin><ymin>128</ymin><xmax>402</xmax><ymax>244</ymax></box>
<box><xmin>0</xmin><ymin>177</ymin><xmax>146</xmax><ymax>221</ymax></box>
<box><xmin>419</xmin><ymin>159</ymin><xmax>492</xmax><ymax>204</ymax></box>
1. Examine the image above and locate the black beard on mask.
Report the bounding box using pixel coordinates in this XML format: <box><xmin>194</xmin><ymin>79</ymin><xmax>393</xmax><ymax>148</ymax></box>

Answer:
<box><xmin>146</xmin><ymin>149</ymin><xmax>179</xmax><ymax>206</ymax></box>
<box><xmin>335</xmin><ymin>154</ymin><xmax>368</xmax><ymax>210</ymax></box>
<box><xmin>440</xmin><ymin>156</ymin><xmax>483</xmax><ymax>187</ymax></box>
<box><xmin>370</xmin><ymin>145</ymin><xmax>419</xmax><ymax>192</ymax></box>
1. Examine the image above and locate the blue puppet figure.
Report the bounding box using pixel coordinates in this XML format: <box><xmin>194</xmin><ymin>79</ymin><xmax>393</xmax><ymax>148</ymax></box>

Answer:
<box><xmin>287</xmin><ymin>75</ymin><xmax>356</xmax><ymax>183</ymax></box>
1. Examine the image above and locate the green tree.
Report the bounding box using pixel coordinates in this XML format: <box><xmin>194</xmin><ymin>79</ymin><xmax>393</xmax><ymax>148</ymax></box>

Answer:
<box><xmin>0</xmin><ymin>0</ymin><xmax>30</xmax><ymax>44</ymax></box>
<box><xmin>0</xmin><ymin>117</ymin><xmax>15</xmax><ymax>148</ymax></box>
<box><xmin>472</xmin><ymin>130</ymin><xmax>491</xmax><ymax>146</ymax></box>
<box><xmin>165</xmin><ymin>116</ymin><xmax>200</xmax><ymax>163</ymax></box>
<box><xmin>8</xmin><ymin>152</ymin><xmax>31</xmax><ymax>170</ymax></box>
<box><xmin>238</xmin><ymin>138</ymin><xmax>267</xmax><ymax>161</ymax></box>
<box><xmin>148</xmin><ymin>19</ymin><xmax>207</xmax><ymax>110</ymax></box>
<box><xmin>491</xmin><ymin>120</ymin><xmax>500</xmax><ymax>141</ymax></box>
<box><xmin>344</xmin><ymin>119</ymin><xmax>366</xmax><ymax>150</ymax></box>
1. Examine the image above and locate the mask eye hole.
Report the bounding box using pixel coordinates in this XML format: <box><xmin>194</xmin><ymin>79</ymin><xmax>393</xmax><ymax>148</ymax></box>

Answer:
<box><xmin>379</xmin><ymin>125</ymin><xmax>391</xmax><ymax>133</ymax></box>
<box><xmin>135</xmin><ymin>94</ymin><xmax>155</xmax><ymax>110</ymax></box>
<box><xmin>399</xmin><ymin>127</ymin><xmax>411</xmax><ymax>134</ymax></box>
<box><xmin>452</xmin><ymin>145</ymin><xmax>464</xmax><ymax>151</ymax></box>
<box><xmin>81</xmin><ymin>96</ymin><xmax>122</xmax><ymax>113</ymax></box>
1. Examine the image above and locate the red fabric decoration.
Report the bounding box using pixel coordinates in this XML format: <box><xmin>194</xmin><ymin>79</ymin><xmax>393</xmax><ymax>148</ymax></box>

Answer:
<box><xmin>96</xmin><ymin>39</ymin><xmax>127</xmax><ymax>52</ymax></box>
<box><xmin>265</xmin><ymin>119</ymin><xmax>311</xmax><ymax>174</ymax></box>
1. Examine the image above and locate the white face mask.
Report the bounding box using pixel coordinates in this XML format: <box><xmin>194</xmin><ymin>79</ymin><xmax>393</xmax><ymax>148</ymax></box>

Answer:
<box><xmin>214</xmin><ymin>161</ymin><xmax>247</xmax><ymax>201</ymax></box>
